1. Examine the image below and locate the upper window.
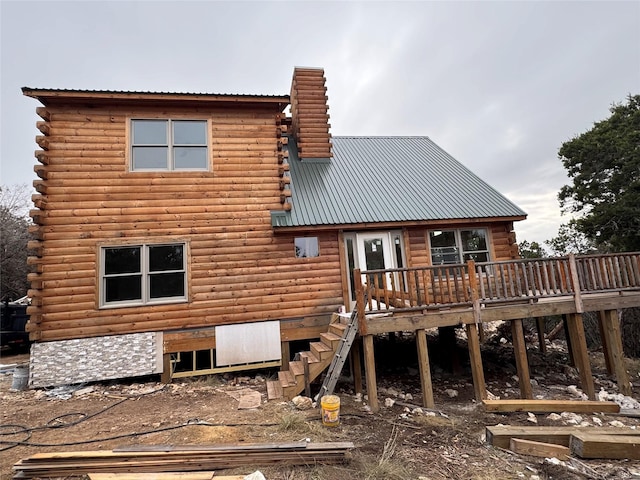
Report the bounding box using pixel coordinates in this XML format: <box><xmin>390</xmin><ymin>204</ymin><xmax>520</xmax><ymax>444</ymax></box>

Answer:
<box><xmin>295</xmin><ymin>237</ymin><xmax>319</xmax><ymax>258</ymax></box>
<box><xmin>429</xmin><ymin>229</ymin><xmax>489</xmax><ymax>265</ymax></box>
<box><xmin>131</xmin><ymin>119</ymin><xmax>208</xmax><ymax>171</ymax></box>
<box><xmin>101</xmin><ymin>243</ymin><xmax>186</xmax><ymax>307</ymax></box>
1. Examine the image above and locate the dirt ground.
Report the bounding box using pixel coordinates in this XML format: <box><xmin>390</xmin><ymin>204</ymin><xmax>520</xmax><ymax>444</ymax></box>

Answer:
<box><xmin>1</xmin><ymin>327</ymin><xmax>640</xmax><ymax>480</ymax></box>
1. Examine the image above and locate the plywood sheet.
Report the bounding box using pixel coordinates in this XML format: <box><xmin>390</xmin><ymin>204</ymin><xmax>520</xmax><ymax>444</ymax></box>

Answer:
<box><xmin>215</xmin><ymin>321</ymin><xmax>281</xmax><ymax>366</ymax></box>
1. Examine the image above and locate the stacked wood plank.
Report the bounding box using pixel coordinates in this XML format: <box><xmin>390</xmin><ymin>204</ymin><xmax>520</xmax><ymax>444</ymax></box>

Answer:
<box><xmin>13</xmin><ymin>442</ymin><xmax>354</xmax><ymax>479</ymax></box>
<box><xmin>290</xmin><ymin>67</ymin><xmax>332</xmax><ymax>159</ymax></box>
<box><xmin>486</xmin><ymin>425</ymin><xmax>640</xmax><ymax>460</ymax></box>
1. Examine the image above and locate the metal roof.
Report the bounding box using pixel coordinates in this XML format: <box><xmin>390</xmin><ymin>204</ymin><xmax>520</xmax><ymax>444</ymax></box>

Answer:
<box><xmin>274</xmin><ymin>136</ymin><xmax>527</xmax><ymax>228</ymax></box>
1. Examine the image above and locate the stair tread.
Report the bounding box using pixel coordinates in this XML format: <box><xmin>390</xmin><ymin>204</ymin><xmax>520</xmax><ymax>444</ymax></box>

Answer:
<box><xmin>289</xmin><ymin>360</ymin><xmax>304</xmax><ymax>376</ymax></box>
<box><xmin>329</xmin><ymin>323</ymin><xmax>347</xmax><ymax>335</ymax></box>
<box><xmin>310</xmin><ymin>341</ymin><xmax>332</xmax><ymax>352</ymax></box>
<box><xmin>299</xmin><ymin>351</ymin><xmax>320</xmax><ymax>363</ymax></box>
<box><xmin>321</xmin><ymin>332</ymin><xmax>342</xmax><ymax>341</ymax></box>
<box><xmin>278</xmin><ymin>370</ymin><xmax>295</xmax><ymax>387</ymax></box>
<box><xmin>266</xmin><ymin>380</ymin><xmax>283</xmax><ymax>400</ymax></box>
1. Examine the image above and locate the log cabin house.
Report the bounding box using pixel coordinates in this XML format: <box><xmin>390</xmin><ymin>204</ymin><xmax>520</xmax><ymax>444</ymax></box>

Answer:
<box><xmin>22</xmin><ymin>68</ymin><xmax>640</xmax><ymax>408</ymax></box>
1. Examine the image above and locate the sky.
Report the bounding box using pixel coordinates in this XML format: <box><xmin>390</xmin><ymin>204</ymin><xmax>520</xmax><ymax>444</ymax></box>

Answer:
<box><xmin>1</xmin><ymin>0</ymin><xmax>639</xmax><ymax>245</ymax></box>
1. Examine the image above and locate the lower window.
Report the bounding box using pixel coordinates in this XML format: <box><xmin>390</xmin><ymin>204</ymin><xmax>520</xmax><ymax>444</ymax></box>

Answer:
<box><xmin>101</xmin><ymin>243</ymin><xmax>186</xmax><ymax>307</ymax></box>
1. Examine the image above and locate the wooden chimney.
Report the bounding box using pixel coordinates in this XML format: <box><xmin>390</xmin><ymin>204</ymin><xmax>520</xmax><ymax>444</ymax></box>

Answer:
<box><xmin>290</xmin><ymin>67</ymin><xmax>332</xmax><ymax>159</ymax></box>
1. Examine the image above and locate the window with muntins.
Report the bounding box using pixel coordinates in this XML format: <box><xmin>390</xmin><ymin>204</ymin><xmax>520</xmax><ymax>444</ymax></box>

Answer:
<box><xmin>101</xmin><ymin>243</ymin><xmax>186</xmax><ymax>307</ymax></box>
<box><xmin>429</xmin><ymin>229</ymin><xmax>489</xmax><ymax>265</ymax></box>
<box><xmin>131</xmin><ymin>119</ymin><xmax>208</xmax><ymax>171</ymax></box>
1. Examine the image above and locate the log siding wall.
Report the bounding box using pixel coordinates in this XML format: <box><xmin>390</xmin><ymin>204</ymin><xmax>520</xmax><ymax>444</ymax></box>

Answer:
<box><xmin>28</xmin><ymin>104</ymin><xmax>343</xmax><ymax>342</ymax></box>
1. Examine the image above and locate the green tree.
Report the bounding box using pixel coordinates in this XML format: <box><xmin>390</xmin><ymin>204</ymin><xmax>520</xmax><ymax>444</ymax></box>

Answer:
<box><xmin>517</xmin><ymin>240</ymin><xmax>548</xmax><ymax>258</ymax></box>
<box><xmin>545</xmin><ymin>220</ymin><xmax>597</xmax><ymax>256</ymax></box>
<box><xmin>558</xmin><ymin>94</ymin><xmax>640</xmax><ymax>252</ymax></box>
<box><xmin>0</xmin><ymin>184</ymin><xmax>32</xmax><ymax>301</ymax></box>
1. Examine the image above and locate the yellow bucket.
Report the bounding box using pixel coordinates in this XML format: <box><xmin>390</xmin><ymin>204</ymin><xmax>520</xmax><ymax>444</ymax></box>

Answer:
<box><xmin>321</xmin><ymin>395</ymin><xmax>340</xmax><ymax>427</ymax></box>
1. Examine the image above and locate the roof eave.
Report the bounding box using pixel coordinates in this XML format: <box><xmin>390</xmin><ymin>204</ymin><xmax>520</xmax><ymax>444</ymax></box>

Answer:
<box><xmin>21</xmin><ymin>88</ymin><xmax>290</xmax><ymax>111</ymax></box>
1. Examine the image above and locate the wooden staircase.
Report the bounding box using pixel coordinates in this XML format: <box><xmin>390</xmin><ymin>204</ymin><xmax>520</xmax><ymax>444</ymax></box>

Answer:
<box><xmin>266</xmin><ymin>315</ymin><xmax>349</xmax><ymax>400</ymax></box>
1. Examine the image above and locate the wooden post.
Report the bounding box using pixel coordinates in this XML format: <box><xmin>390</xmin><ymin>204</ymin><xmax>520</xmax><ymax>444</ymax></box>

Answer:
<box><xmin>565</xmin><ymin>313</ymin><xmax>596</xmax><ymax>400</ymax></box>
<box><xmin>355</xmin><ymin>269</ymin><xmax>367</xmax><ymax>335</ymax></box>
<box><xmin>511</xmin><ymin>319</ymin><xmax>533</xmax><ymax>399</ymax></box>
<box><xmin>416</xmin><ymin>329</ymin><xmax>435</xmax><ymax>408</ymax></box>
<box><xmin>562</xmin><ymin>314</ymin><xmax>575</xmax><ymax>367</ymax></box>
<box><xmin>351</xmin><ymin>337</ymin><xmax>363</xmax><ymax>394</ymax></box>
<box><xmin>597</xmin><ymin>311</ymin><xmax>614</xmax><ymax>374</ymax></box>
<box><xmin>281</xmin><ymin>341</ymin><xmax>290</xmax><ymax>370</ymax></box>
<box><xmin>160</xmin><ymin>353</ymin><xmax>172</xmax><ymax>384</ymax></box>
<box><xmin>363</xmin><ymin>334</ymin><xmax>379</xmax><ymax>412</ymax></box>
<box><xmin>536</xmin><ymin>317</ymin><xmax>547</xmax><ymax>354</ymax></box>
<box><xmin>568</xmin><ymin>253</ymin><xmax>584</xmax><ymax>313</ymax></box>
<box><xmin>599</xmin><ymin>310</ymin><xmax>632</xmax><ymax>396</ymax></box>
<box><xmin>466</xmin><ymin>323</ymin><xmax>487</xmax><ymax>402</ymax></box>
<box><xmin>303</xmin><ymin>356</ymin><xmax>311</xmax><ymax>398</ymax></box>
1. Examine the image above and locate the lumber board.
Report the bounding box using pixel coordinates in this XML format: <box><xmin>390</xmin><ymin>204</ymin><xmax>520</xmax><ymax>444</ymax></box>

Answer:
<box><xmin>509</xmin><ymin>438</ymin><xmax>570</xmax><ymax>460</ymax></box>
<box><xmin>486</xmin><ymin>425</ymin><xmax>640</xmax><ymax>449</ymax></box>
<box><xmin>483</xmin><ymin>399</ymin><xmax>620</xmax><ymax>413</ymax></box>
<box><xmin>88</xmin><ymin>474</ymin><xmax>223</xmax><ymax>480</ymax></box>
<box><xmin>570</xmin><ymin>433</ymin><xmax>640</xmax><ymax>459</ymax></box>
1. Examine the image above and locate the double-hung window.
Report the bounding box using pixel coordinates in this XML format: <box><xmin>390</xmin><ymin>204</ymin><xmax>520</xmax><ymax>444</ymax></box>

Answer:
<box><xmin>101</xmin><ymin>243</ymin><xmax>187</xmax><ymax>307</ymax></box>
<box><xmin>429</xmin><ymin>229</ymin><xmax>490</xmax><ymax>265</ymax></box>
<box><xmin>131</xmin><ymin>119</ymin><xmax>208</xmax><ymax>171</ymax></box>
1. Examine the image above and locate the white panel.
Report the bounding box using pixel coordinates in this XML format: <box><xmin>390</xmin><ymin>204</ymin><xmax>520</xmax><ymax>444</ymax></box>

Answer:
<box><xmin>215</xmin><ymin>321</ymin><xmax>281</xmax><ymax>366</ymax></box>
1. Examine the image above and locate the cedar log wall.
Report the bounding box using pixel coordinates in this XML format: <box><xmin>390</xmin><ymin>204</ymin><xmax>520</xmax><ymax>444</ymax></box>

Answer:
<box><xmin>27</xmin><ymin>103</ymin><xmax>344</xmax><ymax>342</ymax></box>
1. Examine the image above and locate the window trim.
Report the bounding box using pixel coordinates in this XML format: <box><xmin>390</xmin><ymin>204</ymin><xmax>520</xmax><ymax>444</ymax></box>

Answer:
<box><xmin>428</xmin><ymin>228</ymin><xmax>491</xmax><ymax>266</ymax></box>
<box><xmin>294</xmin><ymin>236</ymin><xmax>320</xmax><ymax>258</ymax></box>
<box><xmin>128</xmin><ymin>117</ymin><xmax>211</xmax><ymax>172</ymax></box>
<box><xmin>99</xmin><ymin>242</ymin><xmax>188</xmax><ymax>309</ymax></box>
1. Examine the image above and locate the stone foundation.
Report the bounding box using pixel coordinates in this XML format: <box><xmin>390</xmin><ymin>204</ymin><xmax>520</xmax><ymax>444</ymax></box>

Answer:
<box><xmin>29</xmin><ymin>332</ymin><xmax>163</xmax><ymax>388</ymax></box>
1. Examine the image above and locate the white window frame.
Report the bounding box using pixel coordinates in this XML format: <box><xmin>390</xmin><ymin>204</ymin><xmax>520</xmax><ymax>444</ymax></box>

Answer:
<box><xmin>428</xmin><ymin>228</ymin><xmax>490</xmax><ymax>265</ymax></box>
<box><xmin>130</xmin><ymin>119</ymin><xmax>210</xmax><ymax>172</ymax></box>
<box><xmin>100</xmin><ymin>243</ymin><xmax>187</xmax><ymax>308</ymax></box>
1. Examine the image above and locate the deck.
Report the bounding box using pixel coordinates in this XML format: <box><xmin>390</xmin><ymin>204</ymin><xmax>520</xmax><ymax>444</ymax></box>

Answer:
<box><xmin>352</xmin><ymin>252</ymin><xmax>640</xmax><ymax>411</ymax></box>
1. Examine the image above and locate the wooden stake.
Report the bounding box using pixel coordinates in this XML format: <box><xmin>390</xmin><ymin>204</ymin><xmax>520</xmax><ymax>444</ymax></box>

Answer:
<box><xmin>509</xmin><ymin>438</ymin><xmax>569</xmax><ymax>460</ymax></box>
<box><xmin>416</xmin><ymin>329</ymin><xmax>435</xmax><ymax>408</ymax></box>
<box><xmin>565</xmin><ymin>313</ymin><xmax>595</xmax><ymax>400</ymax></box>
<box><xmin>466</xmin><ymin>323</ymin><xmax>487</xmax><ymax>402</ymax></box>
<box><xmin>511</xmin><ymin>319</ymin><xmax>532</xmax><ymax>399</ymax></box>
<box><xmin>363</xmin><ymin>334</ymin><xmax>379</xmax><ymax>412</ymax></box>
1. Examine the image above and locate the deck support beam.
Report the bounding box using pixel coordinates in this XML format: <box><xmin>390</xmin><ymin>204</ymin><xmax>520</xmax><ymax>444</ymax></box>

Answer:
<box><xmin>597</xmin><ymin>311</ymin><xmax>614</xmax><ymax>374</ymax></box>
<box><xmin>565</xmin><ymin>313</ymin><xmax>596</xmax><ymax>400</ymax></box>
<box><xmin>599</xmin><ymin>309</ymin><xmax>631</xmax><ymax>396</ymax></box>
<box><xmin>511</xmin><ymin>319</ymin><xmax>533</xmax><ymax>399</ymax></box>
<box><xmin>363</xmin><ymin>334</ymin><xmax>379</xmax><ymax>412</ymax></box>
<box><xmin>281</xmin><ymin>341</ymin><xmax>290</xmax><ymax>370</ymax></box>
<box><xmin>416</xmin><ymin>329</ymin><xmax>435</xmax><ymax>408</ymax></box>
<box><xmin>160</xmin><ymin>353</ymin><xmax>172</xmax><ymax>384</ymax></box>
<box><xmin>351</xmin><ymin>337</ymin><xmax>363</xmax><ymax>394</ymax></box>
<box><xmin>466</xmin><ymin>323</ymin><xmax>487</xmax><ymax>402</ymax></box>
<box><xmin>536</xmin><ymin>317</ymin><xmax>547</xmax><ymax>354</ymax></box>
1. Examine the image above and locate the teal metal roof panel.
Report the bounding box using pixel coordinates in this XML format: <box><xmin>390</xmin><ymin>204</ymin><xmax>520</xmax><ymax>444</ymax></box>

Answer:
<box><xmin>277</xmin><ymin>136</ymin><xmax>526</xmax><ymax>228</ymax></box>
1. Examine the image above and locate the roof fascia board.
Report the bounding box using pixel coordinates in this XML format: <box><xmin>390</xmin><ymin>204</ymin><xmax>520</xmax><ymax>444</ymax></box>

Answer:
<box><xmin>272</xmin><ymin>215</ymin><xmax>527</xmax><ymax>233</ymax></box>
<box><xmin>22</xmin><ymin>88</ymin><xmax>290</xmax><ymax>111</ymax></box>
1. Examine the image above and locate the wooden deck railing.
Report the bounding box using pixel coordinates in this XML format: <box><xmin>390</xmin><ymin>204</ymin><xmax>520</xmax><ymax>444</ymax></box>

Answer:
<box><xmin>355</xmin><ymin>252</ymin><xmax>640</xmax><ymax>318</ymax></box>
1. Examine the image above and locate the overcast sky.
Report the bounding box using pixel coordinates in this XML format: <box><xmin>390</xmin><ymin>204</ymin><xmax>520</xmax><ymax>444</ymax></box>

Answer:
<box><xmin>1</xmin><ymin>1</ymin><xmax>638</xmax><ymax>245</ymax></box>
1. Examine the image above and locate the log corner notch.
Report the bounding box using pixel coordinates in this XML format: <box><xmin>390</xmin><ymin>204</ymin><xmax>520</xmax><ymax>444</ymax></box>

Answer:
<box><xmin>290</xmin><ymin>67</ymin><xmax>332</xmax><ymax>160</ymax></box>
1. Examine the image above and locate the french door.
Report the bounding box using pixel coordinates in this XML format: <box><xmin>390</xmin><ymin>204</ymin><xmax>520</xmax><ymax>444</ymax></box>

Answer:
<box><xmin>344</xmin><ymin>231</ymin><xmax>405</xmax><ymax>309</ymax></box>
